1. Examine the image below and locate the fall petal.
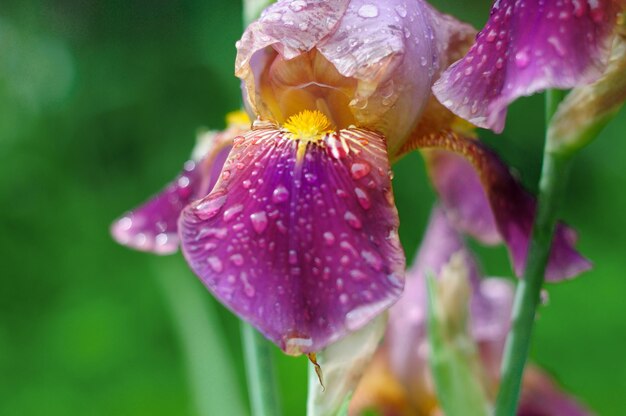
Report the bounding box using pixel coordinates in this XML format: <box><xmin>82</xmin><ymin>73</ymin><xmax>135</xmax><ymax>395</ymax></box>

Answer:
<box><xmin>433</xmin><ymin>0</ymin><xmax>622</xmax><ymax>132</ymax></box>
<box><xmin>111</xmin><ymin>130</ymin><xmax>234</xmax><ymax>254</ymax></box>
<box><xmin>417</xmin><ymin>131</ymin><xmax>591</xmax><ymax>281</ymax></box>
<box><xmin>179</xmin><ymin>125</ymin><xmax>404</xmax><ymax>354</ymax></box>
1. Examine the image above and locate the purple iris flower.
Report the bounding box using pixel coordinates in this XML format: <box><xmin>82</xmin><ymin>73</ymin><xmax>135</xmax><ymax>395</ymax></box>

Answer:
<box><xmin>350</xmin><ymin>207</ymin><xmax>592</xmax><ymax>415</ymax></box>
<box><xmin>433</xmin><ymin>0</ymin><xmax>624</xmax><ymax>132</ymax></box>
<box><xmin>112</xmin><ymin>0</ymin><xmax>590</xmax><ymax>355</ymax></box>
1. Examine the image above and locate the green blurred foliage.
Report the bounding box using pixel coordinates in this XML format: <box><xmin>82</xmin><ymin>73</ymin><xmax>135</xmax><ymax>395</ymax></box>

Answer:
<box><xmin>1</xmin><ymin>1</ymin><xmax>625</xmax><ymax>415</ymax></box>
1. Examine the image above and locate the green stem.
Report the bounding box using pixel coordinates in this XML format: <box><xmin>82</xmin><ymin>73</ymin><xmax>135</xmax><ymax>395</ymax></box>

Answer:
<box><xmin>494</xmin><ymin>90</ymin><xmax>572</xmax><ymax>415</ymax></box>
<box><xmin>154</xmin><ymin>259</ymin><xmax>246</xmax><ymax>416</ymax></box>
<box><xmin>241</xmin><ymin>322</ymin><xmax>282</xmax><ymax>416</ymax></box>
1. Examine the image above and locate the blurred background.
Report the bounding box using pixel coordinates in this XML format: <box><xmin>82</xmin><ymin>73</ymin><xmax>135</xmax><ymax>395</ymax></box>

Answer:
<box><xmin>1</xmin><ymin>0</ymin><xmax>625</xmax><ymax>414</ymax></box>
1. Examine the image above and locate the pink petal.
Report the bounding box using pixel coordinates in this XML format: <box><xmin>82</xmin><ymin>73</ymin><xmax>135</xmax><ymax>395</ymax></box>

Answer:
<box><xmin>433</xmin><ymin>0</ymin><xmax>622</xmax><ymax>132</ymax></box>
<box><xmin>111</xmin><ymin>130</ymin><xmax>235</xmax><ymax>254</ymax></box>
<box><xmin>179</xmin><ymin>124</ymin><xmax>405</xmax><ymax>354</ymax></box>
<box><xmin>418</xmin><ymin>131</ymin><xmax>591</xmax><ymax>281</ymax></box>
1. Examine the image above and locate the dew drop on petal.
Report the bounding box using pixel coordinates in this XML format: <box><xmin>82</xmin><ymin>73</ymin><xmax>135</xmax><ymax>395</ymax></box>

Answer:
<box><xmin>289</xmin><ymin>0</ymin><xmax>306</xmax><ymax>12</ymax></box>
<box><xmin>323</xmin><ymin>231</ymin><xmax>335</xmax><ymax>246</ymax></box>
<box><xmin>395</xmin><ymin>4</ymin><xmax>407</xmax><ymax>18</ymax></box>
<box><xmin>223</xmin><ymin>204</ymin><xmax>244</xmax><ymax>222</ymax></box>
<box><xmin>350</xmin><ymin>161</ymin><xmax>371</xmax><ymax>179</ymax></box>
<box><xmin>230</xmin><ymin>254</ymin><xmax>244</xmax><ymax>266</ymax></box>
<box><xmin>272</xmin><ymin>185</ymin><xmax>290</xmax><ymax>203</ymax></box>
<box><xmin>250</xmin><ymin>211</ymin><xmax>268</xmax><ymax>234</ymax></box>
<box><xmin>357</xmin><ymin>4</ymin><xmax>379</xmax><ymax>18</ymax></box>
<box><xmin>195</xmin><ymin>194</ymin><xmax>227</xmax><ymax>219</ymax></box>
<box><xmin>208</xmin><ymin>256</ymin><xmax>223</xmax><ymax>273</ymax></box>
<box><xmin>514</xmin><ymin>49</ymin><xmax>530</xmax><ymax>68</ymax></box>
<box><xmin>344</xmin><ymin>211</ymin><xmax>362</xmax><ymax>229</ymax></box>
<box><xmin>354</xmin><ymin>187</ymin><xmax>371</xmax><ymax>210</ymax></box>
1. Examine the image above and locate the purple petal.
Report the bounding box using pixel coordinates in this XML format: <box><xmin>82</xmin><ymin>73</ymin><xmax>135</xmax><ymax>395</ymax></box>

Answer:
<box><xmin>518</xmin><ymin>366</ymin><xmax>593</xmax><ymax>416</ymax></box>
<box><xmin>433</xmin><ymin>0</ymin><xmax>622</xmax><ymax>132</ymax></box>
<box><xmin>179</xmin><ymin>124</ymin><xmax>405</xmax><ymax>354</ymax></box>
<box><xmin>387</xmin><ymin>206</ymin><xmax>511</xmax><ymax>392</ymax></box>
<box><xmin>236</xmin><ymin>0</ymin><xmax>475</xmax><ymax>151</ymax></box>
<box><xmin>417</xmin><ymin>131</ymin><xmax>591</xmax><ymax>281</ymax></box>
<box><xmin>387</xmin><ymin>207</ymin><xmax>468</xmax><ymax>384</ymax></box>
<box><xmin>111</xmin><ymin>130</ymin><xmax>235</xmax><ymax>254</ymax></box>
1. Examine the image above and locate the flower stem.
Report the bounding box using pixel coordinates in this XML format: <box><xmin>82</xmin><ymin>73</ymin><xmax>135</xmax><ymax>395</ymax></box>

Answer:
<box><xmin>494</xmin><ymin>90</ymin><xmax>571</xmax><ymax>416</ymax></box>
<box><xmin>154</xmin><ymin>259</ymin><xmax>246</xmax><ymax>416</ymax></box>
<box><xmin>241</xmin><ymin>322</ymin><xmax>282</xmax><ymax>416</ymax></box>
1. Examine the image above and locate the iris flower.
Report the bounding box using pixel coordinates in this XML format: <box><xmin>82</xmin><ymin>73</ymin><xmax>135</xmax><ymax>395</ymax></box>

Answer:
<box><xmin>112</xmin><ymin>0</ymin><xmax>591</xmax><ymax>356</ymax></box>
<box><xmin>350</xmin><ymin>207</ymin><xmax>592</xmax><ymax>416</ymax></box>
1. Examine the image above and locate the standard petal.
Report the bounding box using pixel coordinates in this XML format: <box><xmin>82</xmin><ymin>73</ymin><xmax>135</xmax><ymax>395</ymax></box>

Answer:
<box><xmin>414</xmin><ymin>131</ymin><xmax>591</xmax><ymax>281</ymax></box>
<box><xmin>179</xmin><ymin>124</ymin><xmax>405</xmax><ymax>354</ymax></box>
<box><xmin>111</xmin><ymin>130</ymin><xmax>234</xmax><ymax>254</ymax></box>
<box><xmin>236</xmin><ymin>0</ymin><xmax>474</xmax><ymax>152</ymax></box>
<box><xmin>433</xmin><ymin>0</ymin><xmax>622</xmax><ymax>132</ymax></box>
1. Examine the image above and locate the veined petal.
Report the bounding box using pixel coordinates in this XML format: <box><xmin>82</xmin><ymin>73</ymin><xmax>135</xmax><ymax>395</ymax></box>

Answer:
<box><xmin>179</xmin><ymin>123</ymin><xmax>404</xmax><ymax>354</ymax></box>
<box><xmin>111</xmin><ymin>128</ymin><xmax>238</xmax><ymax>254</ymax></box>
<box><xmin>236</xmin><ymin>0</ymin><xmax>474</xmax><ymax>152</ymax></box>
<box><xmin>414</xmin><ymin>131</ymin><xmax>591</xmax><ymax>281</ymax></box>
<box><xmin>433</xmin><ymin>0</ymin><xmax>622</xmax><ymax>132</ymax></box>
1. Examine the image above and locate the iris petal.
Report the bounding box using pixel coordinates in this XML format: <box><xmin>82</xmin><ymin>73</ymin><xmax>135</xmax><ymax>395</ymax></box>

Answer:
<box><xmin>433</xmin><ymin>0</ymin><xmax>622</xmax><ymax>132</ymax></box>
<box><xmin>414</xmin><ymin>131</ymin><xmax>591</xmax><ymax>281</ymax></box>
<box><xmin>236</xmin><ymin>0</ymin><xmax>475</xmax><ymax>151</ymax></box>
<box><xmin>179</xmin><ymin>124</ymin><xmax>405</xmax><ymax>354</ymax></box>
<box><xmin>111</xmin><ymin>130</ymin><xmax>234</xmax><ymax>254</ymax></box>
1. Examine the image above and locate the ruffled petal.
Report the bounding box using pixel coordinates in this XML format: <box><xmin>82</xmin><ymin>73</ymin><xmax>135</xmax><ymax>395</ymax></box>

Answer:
<box><xmin>415</xmin><ymin>131</ymin><xmax>591</xmax><ymax>281</ymax></box>
<box><xmin>433</xmin><ymin>0</ymin><xmax>622</xmax><ymax>132</ymax></box>
<box><xmin>111</xmin><ymin>130</ymin><xmax>235</xmax><ymax>254</ymax></box>
<box><xmin>179</xmin><ymin>124</ymin><xmax>404</xmax><ymax>354</ymax></box>
<box><xmin>236</xmin><ymin>0</ymin><xmax>474</xmax><ymax>151</ymax></box>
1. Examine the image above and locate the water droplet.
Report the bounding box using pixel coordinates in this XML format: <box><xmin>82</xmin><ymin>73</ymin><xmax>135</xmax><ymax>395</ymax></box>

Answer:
<box><xmin>230</xmin><ymin>254</ymin><xmax>244</xmax><ymax>266</ymax></box>
<box><xmin>264</xmin><ymin>11</ymin><xmax>282</xmax><ymax>22</ymax></box>
<box><xmin>395</xmin><ymin>4</ymin><xmax>407</xmax><ymax>18</ymax></box>
<box><xmin>118</xmin><ymin>216</ymin><xmax>132</xmax><ymax>231</ymax></box>
<box><xmin>272</xmin><ymin>185</ymin><xmax>289</xmax><ymax>203</ymax></box>
<box><xmin>323</xmin><ymin>231</ymin><xmax>335</xmax><ymax>246</ymax></box>
<box><xmin>304</xmin><ymin>172</ymin><xmax>317</xmax><ymax>183</ymax></box>
<box><xmin>350</xmin><ymin>161</ymin><xmax>371</xmax><ymax>179</ymax></box>
<box><xmin>208</xmin><ymin>256</ymin><xmax>223</xmax><ymax>273</ymax></box>
<box><xmin>221</xmin><ymin>170</ymin><xmax>231</xmax><ymax>180</ymax></box>
<box><xmin>289</xmin><ymin>0</ymin><xmax>306</xmax><ymax>12</ymax></box>
<box><xmin>344</xmin><ymin>211</ymin><xmax>362</xmax><ymax>229</ymax></box>
<box><xmin>354</xmin><ymin>187</ymin><xmax>371</xmax><ymax>210</ymax></box>
<box><xmin>361</xmin><ymin>250</ymin><xmax>383</xmax><ymax>271</ymax></box>
<box><xmin>350</xmin><ymin>269</ymin><xmax>367</xmax><ymax>280</ymax></box>
<box><xmin>339</xmin><ymin>293</ymin><xmax>349</xmax><ymax>304</ymax></box>
<box><xmin>242</xmin><ymin>179</ymin><xmax>252</xmax><ymax>189</ymax></box>
<box><xmin>223</xmin><ymin>204</ymin><xmax>244</xmax><ymax>222</ymax></box>
<box><xmin>485</xmin><ymin>29</ymin><xmax>497</xmax><ymax>42</ymax></box>
<box><xmin>357</xmin><ymin>4</ymin><xmax>379</xmax><ymax>18</ymax></box>
<box><xmin>514</xmin><ymin>49</ymin><xmax>530</xmax><ymax>68</ymax></box>
<box><xmin>289</xmin><ymin>250</ymin><xmax>298</xmax><ymax>265</ymax></box>
<box><xmin>250</xmin><ymin>211</ymin><xmax>268</xmax><ymax>234</ymax></box>
<box><xmin>195</xmin><ymin>194</ymin><xmax>227</xmax><ymax>219</ymax></box>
